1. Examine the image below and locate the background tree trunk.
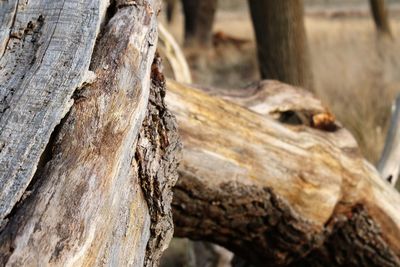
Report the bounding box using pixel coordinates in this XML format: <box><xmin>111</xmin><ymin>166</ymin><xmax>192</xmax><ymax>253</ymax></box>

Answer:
<box><xmin>0</xmin><ymin>0</ymin><xmax>180</xmax><ymax>266</ymax></box>
<box><xmin>248</xmin><ymin>0</ymin><xmax>314</xmax><ymax>91</ymax></box>
<box><xmin>165</xmin><ymin>0</ymin><xmax>177</xmax><ymax>23</ymax></box>
<box><xmin>369</xmin><ymin>0</ymin><xmax>392</xmax><ymax>37</ymax></box>
<box><xmin>181</xmin><ymin>0</ymin><xmax>218</xmax><ymax>47</ymax></box>
<box><xmin>166</xmin><ymin>79</ymin><xmax>400</xmax><ymax>267</ymax></box>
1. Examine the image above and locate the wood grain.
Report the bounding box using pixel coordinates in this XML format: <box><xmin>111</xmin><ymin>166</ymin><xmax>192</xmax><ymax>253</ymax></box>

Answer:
<box><xmin>166</xmin><ymin>80</ymin><xmax>400</xmax><ymax>266</ymax></box>
<box><xmin>0</xmin><ymin>0</ymin><xmax>109</xmax><ymax>222</ymax></box>
<box><xmin>0</xmin><ymin>1</ymin><xmax>180</xmax><ymax>266</ymax></box>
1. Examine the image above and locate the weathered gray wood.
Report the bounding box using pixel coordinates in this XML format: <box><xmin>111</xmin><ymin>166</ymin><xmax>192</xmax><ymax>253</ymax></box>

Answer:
<box><xmin>0</xmin><ymin>1</ymin><xmax>180</xmax><ymax>266</ymax></box>
<box><xmin>166</xmin><ymin>80</ymin><xmax>400</xmax><ymax>267</ymax></box>
<box><xmin>378</xmin><ymin>95</ymin><xmax>400</xmax><ymax>188</ymax></box>
<box><xmin>0</xmin><ymin>0</ymin><xmax>18</xmax><ymax>56</ymax></box>
<box><xmin>0</xmin><ymin>0</ymin><xmax>109</xmax><ymax>223</ymax></box>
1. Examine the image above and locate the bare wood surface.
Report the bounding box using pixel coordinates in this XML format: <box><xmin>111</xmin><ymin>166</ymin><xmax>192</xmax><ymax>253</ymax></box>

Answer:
<box><xmin>0</xmin><ymin>1</ymin><xmax>180</xmax><ymax>266</ymax></box>
<box><xmin>0</xmin><ymin>0</ymin><xmax>109</xmax><ymax>222</ymax></box>
<box><xmin>166</xmin><ymin>80</ymin><xmax>400</xmax><ymax>267</ymax></box>
<box><xmin>378</xmin><ymin>95</ymin><xmax>400</xmax><ymax>188</ymax></box>
<box><xmin>0</xmin><ymin>0</ymin><xmax>18</xmax><ymax>56</ymax></box>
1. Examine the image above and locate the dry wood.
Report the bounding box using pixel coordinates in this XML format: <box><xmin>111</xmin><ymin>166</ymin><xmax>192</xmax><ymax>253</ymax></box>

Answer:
<box><xmin>166</xmin><ymin>80</ymin><xmax>400</xmax><ymax>267</ymax></box>
<box><xmin>0</xmin><ymin>1</ymin><xmax>180</xmax><ymax>266</ymax></box>
<box><xmin>0</xmin><ymin>0</ymin><xmax>108</xmax><ymax>222</ymax></box>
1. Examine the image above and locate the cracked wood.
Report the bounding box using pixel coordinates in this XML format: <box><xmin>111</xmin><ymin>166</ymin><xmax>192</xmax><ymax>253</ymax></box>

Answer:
<box><xmin>0</xmin><ymin>0</ymin><xmax>109</xmax><ymax>223</ymax></box>
<box><xmin>0</xmin><ymin>1</ymin><xmax>181</xmax><ymax>266</ymax></box>
<box><xmin>166</xmin><ymin>80</ymin><xmax>400</xmax><ymax>267</ymax></box>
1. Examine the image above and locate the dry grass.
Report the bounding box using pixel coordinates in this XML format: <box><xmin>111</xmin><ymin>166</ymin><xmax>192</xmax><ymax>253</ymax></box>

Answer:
<box><xmin>308</xmin><ymin>17</ymin><xmax>400</xmax><ymax>163</ymax></box>
<box><xmin>162</xmin><ymin>5</ymin><xmax>400</xmax><ymax>164</ymax></box>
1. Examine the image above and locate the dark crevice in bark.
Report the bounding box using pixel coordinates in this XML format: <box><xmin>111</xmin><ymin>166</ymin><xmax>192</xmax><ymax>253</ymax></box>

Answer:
<box><xmin>173</xmin><ymin>178</ymin><xmax>323</xmax><ymax>267</ymax></box>
<box><xmin>173</xmin><ymin>174</ymin><xmax>400</xmax><ymax>267</ymax></box>
<box><xmin>292</xmin><ymin>205</ymin><xmax>400</xmax><ymax>267</ymax></box>
<box><xmin>136</xmin><ymin>55</ymin><xmax>181</xmax><ymax>266</ymax></box>
<box><xmin>0</xmin><ymin>0</ymin><xmax>114</xmax><ymax>257</ymax></box>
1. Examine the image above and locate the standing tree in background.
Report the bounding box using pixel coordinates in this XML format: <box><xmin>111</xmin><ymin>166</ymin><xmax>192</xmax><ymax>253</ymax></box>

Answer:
<box><xmin>369</xmin><ymin>0</ymin><xmax>393</xmax><ymax>38</ymax></box>
<box><xmin>181</xmin><ymin>0</ymin><xmax>218</xmax><ymax>47</ymax></box>
<box><xmin>248</xmin><ymin>0</ymin><xmax>314</xmax><ymax>91</ymax></box>
<box><xmin>165</xmin><ymin>0</ymin><xmax>177</xmax><ymax>23</ymax></box>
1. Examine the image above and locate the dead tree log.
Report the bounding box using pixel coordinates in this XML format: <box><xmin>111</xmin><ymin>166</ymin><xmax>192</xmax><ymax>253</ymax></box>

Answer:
<box><xmin>0</xmin><ymin>0</ymin><xmax>180</xmax><ymax>266</ymax></box>
<box><xmin>166</xmin><ymin>80</ymin><xmax>400</xmax><ymax>267</ymax></box>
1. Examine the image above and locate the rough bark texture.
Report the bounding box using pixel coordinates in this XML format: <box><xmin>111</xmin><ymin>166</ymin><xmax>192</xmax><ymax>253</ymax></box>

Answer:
<box><xmin>0</xmin><ymin>1</ymin><xmax>180</xmax><ymax>266</ymax></box>
<box><xmin>0</xmin><ymin>0</ymin><xmax>108</xmax><ymax>223</ymax></box>
<box><xmin>166</xmin><ymin>80</ymin><xmax>400</xmax><ymax>267</ymax></box>
<box><xmin>181</xmin><ymin>0</ymin><xmax>218</xmax><ymax>47</ymax></box>
<box><xmin>138</xmin><ymin>56</ymin><xmax>181</xmax><ymax>266</ymax></box>
<box><xmin>248</xmin><ymin>0</ymin><xmax>314</xmax><ymax>91</ymax></box>
<box><xmin>369</xmin><ymin>0</ymin><xmax>392</xmax><ymax>37</ymax></box>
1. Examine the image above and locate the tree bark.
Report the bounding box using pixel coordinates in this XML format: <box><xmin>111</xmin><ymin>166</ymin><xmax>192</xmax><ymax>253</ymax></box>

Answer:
<box><xmin>369</xmin><ymin>0</ymin><xmax>393</xmax><ymax>37</ymax></box>
<box><xmin>0</xmin><ymin>1</ymin><xmax>180</xmax><ymax>266</ymax></box>
<box><xmin>166</xmin><ymin>79</ymin><xmax>400</xmax><ymax>267</ymax></box>
<box><xmin>181</xmin><ymin>0</ymin><xmax>218</xmax><ymax>47</ymax></box>
<box><xmin>248</xmin><ymin>0</ymin><xmax>314</xmax><ymax>91</ymax></box>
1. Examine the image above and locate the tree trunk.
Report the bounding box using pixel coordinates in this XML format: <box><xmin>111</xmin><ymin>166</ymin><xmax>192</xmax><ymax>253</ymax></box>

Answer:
<box><xmin>166</xmin><ymin>79</ymin><xmax>400</xmax><ymax>267</ymax></box>
<box><xmin>0</xmin><ymin>1</ymin><xmax>180</xmax><ymax>266</ymax></box>
<box><xmin>181</xmin><ymin>0</ymin><xmax>218</xmax><ymax>47</ymax></box>
<box><xmin>165</xmin><ymin>0</ymin><xmax>177</xmax><ymax>23</ymax></box>
<box><xmin>369</xmin><ymin>0</ymin><xmax>392</xmax><ymax>37</ymax></box>
<box><xmin>248</xmin><ymin>0</ymin><xmax>314</xmax><ymax>91</ymax></box>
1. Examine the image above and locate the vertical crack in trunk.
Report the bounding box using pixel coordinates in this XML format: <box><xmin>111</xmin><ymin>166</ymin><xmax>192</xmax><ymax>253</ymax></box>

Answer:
<box><xmin>136</xmin><ymin>55</ymin><xmax>181</xmax><ymax>267</ymax></box>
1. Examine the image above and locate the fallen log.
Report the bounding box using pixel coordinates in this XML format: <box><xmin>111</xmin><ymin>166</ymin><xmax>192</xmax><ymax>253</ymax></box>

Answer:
<box><xmin>166</xmin><ymin>79</ymin><xmax>400</xmax><ymax>267</ymax></box>
<box><xmin>0</xmin><ymin>1</ymin><xmax>180</xmax><ymax>266</ymax></box>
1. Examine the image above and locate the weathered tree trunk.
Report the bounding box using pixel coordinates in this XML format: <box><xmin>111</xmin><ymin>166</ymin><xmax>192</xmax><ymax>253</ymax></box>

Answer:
<box><xmin>181</xmin><ymin>0</ymin><xmax>218</xmax><ymax>47</ymax></box>
<box><xmin>248</xmin><ymin>0</ymin><xmax>314</xmax><ymax>91</ymax></box>
<box><xmin>369</xmin><ymin>0</ymin><xmax>393</xmax><ymax>37</ymax></box>
<box><xmin>166</xmin><ymin>79</ymin><xmax>400</xmax><ymax>267</ymax></box>
<box><xmin>0</xmin><ymin>0</ymin><xmax>180</xmax><ymax>266</ymax></box>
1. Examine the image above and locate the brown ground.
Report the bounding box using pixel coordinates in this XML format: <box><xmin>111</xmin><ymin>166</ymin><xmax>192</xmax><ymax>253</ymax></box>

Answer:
<box><xmin>161</xmin><ymin>1</ymin><xmax>400</xmax><ymax>164</ymax></box>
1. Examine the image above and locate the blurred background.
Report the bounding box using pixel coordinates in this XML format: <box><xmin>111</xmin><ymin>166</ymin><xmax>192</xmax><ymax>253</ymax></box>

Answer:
<box><xmin>161</xmin><ymin>0</ymin><xmax>400</xmax><ymax>164</ymax></box>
